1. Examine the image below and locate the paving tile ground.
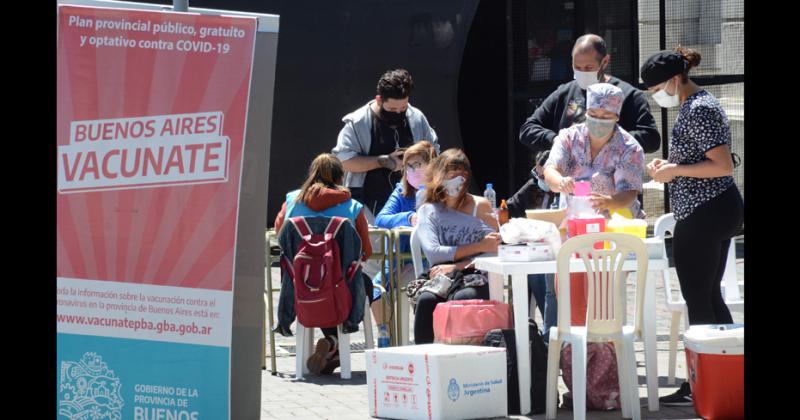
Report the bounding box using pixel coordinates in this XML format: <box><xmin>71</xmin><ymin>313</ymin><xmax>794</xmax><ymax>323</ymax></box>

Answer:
<box><xmin>262</xmin><ymin>257</ymin><xmax>744</xmax><ymax>420</ymax></box>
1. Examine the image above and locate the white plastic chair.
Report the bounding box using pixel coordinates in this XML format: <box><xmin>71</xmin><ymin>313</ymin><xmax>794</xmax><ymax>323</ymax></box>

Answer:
<box><xmin>545</xmin><ymin>232</ymin><xmax>646</xmax><ymax>420</ymax></box>
<box><xmin>295</xmin><ymin>300</ymin><xmax>373</xmax><ymax>380</ymax></box>
<box><xmin>653</xmin><ymin>213</ymin><xmax>744</xmax><ymax>384</ymax></box>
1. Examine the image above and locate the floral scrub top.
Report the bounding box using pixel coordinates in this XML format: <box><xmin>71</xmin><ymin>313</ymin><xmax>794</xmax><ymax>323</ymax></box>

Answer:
<box><xmin>545</xmin><ymin>124</ymin><xmax>646</xmax><ymax>218</ymax></box>
<box><xmin>667</xmin><ymin>90</ymin><xmax>735</xmax><ymax>221</ymax></box>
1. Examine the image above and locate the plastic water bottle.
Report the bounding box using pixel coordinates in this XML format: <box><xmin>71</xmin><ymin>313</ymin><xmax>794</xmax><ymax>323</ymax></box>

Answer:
<box><xmin>484</xmin><ymin>183</ymin><xmax>497</xmax><ymax>211</ymax></box>
<box><xmin>378</xmin><ymin>324</ymin><xmax>390</xmax><ymax>348</ymax></box>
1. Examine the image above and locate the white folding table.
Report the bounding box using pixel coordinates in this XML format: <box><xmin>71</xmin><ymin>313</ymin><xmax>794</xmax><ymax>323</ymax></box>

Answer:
<box><xmin>474</xmin><ymin>255</ymin><xmax>668</xmax><ymax>415</ymax></box>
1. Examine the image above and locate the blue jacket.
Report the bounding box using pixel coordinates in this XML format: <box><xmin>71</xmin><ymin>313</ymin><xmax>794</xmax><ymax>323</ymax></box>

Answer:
<box><xmin>285</xmin><ymin>189</ymin><xmax>363</xmax><ymax>222</ymax></box>
<box><xmin>375</xmin><ymin>183</ymin><xmax>417</xmax><ymax>253</ymax></box>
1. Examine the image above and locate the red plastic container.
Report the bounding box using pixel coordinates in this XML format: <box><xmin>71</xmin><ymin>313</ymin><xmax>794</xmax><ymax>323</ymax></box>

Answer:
<box><xmin>567</xmin><ymin>217</ymin><xmax>606</xmax><ymax>256</ymax></box>
<box><xmin>684</xmin><ymin>324</ymin><xmax>744</xmax><ymax>420</ymax></box>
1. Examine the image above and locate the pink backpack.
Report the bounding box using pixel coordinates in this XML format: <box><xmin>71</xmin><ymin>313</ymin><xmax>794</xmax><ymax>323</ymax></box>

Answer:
<box><xmin>281</xmin><ymin>217</ymin><xmax>359</xmax><ymax>328</ymax></box>
<box><xmin>560</xmin><ymin>342</ymin><xmax>622</xmax><ymax>410</ymax></box>
<box><xmin>556</xmin><ymin>272</ymin><xmax>622</xmax><ymax>410</ymax></box>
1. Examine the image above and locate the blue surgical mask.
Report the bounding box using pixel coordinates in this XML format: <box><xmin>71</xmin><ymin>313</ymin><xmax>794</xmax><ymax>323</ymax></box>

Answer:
<box><xmin>585</xmin><ymin>114</ymin><xmax>617</xmax><ymax>139</ymax></box>
<box><xmin>531</xmin><ymin>167</ymin><xmax>550</xmax><ymax>192</ymax></box>
<box><xmin>537</xmin><ymin>178</ymin><xmax>550</xmax><ymax>192</ymax></box>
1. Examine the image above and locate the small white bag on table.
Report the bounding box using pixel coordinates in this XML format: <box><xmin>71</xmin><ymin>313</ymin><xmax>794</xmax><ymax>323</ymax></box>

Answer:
<box><xmin>498</xmin><ymin>218</ymin><xmax>562</xmax><ymax>262</ymax></box>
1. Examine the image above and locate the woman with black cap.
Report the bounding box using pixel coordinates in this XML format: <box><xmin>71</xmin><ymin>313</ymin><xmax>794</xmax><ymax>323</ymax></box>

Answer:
<box><xmin>640</xmin><ymin>47</ymin><xmax>743</xmax><ymax>406</ymax></box>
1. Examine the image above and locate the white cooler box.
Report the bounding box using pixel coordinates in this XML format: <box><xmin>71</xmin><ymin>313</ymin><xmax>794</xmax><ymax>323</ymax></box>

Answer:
<box><xmin>366</xmin><ymin>344</ymin><xmax>508</xmax><ymax>420</ymax></box>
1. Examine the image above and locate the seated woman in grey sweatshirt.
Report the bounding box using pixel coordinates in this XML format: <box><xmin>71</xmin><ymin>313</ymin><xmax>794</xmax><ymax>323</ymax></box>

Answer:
<box><xmin>413</xmin><ymin>148</ymin><xmax>501</xmax><ymax>344</ymax></box>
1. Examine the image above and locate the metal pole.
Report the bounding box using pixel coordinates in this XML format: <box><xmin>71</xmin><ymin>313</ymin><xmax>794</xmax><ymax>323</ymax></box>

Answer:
<box><xmin>505</xmin><ymin>0</ymin><xmax>515</xmax><ymax>197</ymax></box>
<box><xmin>659</xmin><ymin>0</ymin><xmax>670</xmax><ymax>212</ymax></box>
<box><xmin>173</xmin><ymin>0</ymin><xmax>188</xmax><ymax>12</ymax></box>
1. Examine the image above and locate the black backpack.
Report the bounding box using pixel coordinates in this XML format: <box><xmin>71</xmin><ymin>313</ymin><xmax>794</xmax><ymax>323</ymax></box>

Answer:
<box><xmin>482</xmin><ymin>319</ymin><xmax>548</xmax><ymax>415</ymax></box>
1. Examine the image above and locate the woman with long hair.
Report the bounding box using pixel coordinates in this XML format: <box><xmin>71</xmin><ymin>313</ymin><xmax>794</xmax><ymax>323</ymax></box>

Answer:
<box><xmin>371</xmin><ymin>141</ymin><xmax>438</xmax><ymax>328</ymax></box>
<box><xmin>274</xmin><ymin>153</ymin><xmax>373</xmax><ymax>375</ymax></box>
<box><xmin>413</xmin><ymin>148</ymin><xmax>501</xmax><ymax>344</ymax></box>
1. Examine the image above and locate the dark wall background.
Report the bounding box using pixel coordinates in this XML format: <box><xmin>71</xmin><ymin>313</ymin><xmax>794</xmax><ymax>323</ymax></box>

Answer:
<box><xmin>137</xmin><ymin>0</ymin><xmax>510</xmax><ymax>225</ymax></box>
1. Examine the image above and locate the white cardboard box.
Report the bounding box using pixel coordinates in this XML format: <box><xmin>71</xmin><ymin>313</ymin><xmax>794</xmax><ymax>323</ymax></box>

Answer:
<box><xmin>366</xmin><ymin>344</ymin><xmax>508</xmax><ymax>420</ymax></box>
<box><xmin>498</xmin><ymin>242</ymin><xmax>554</xmax><ymax>262</ymax></box>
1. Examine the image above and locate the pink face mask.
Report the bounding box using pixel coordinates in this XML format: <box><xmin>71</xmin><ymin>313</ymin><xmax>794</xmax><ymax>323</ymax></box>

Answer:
<box><xmin>406</xmin><ymin>167</ymin><xmax>426</xmax><ymax>189</ymax></box>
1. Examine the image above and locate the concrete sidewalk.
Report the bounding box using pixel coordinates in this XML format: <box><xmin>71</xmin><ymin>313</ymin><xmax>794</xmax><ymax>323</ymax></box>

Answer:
<box><xmin>262</xmin><ymin>261</ymin><xmax>744</xmax><ymax>420</ymax></box>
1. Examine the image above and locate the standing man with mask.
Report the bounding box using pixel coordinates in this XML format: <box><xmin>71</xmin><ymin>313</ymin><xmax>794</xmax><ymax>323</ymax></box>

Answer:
<box><xmin>333</xmin><ymin>68</ymin><xmax>439</xmax><ymax>219</ymax></box>
<box><xmin>333</xmin><ymin>69</ymin><xmax>439</xmax><ymax>336</ymax></box>
<box><xmin>520</xmin><ymin>34</ymin><xmax>660</xmax><ymax>155</ymax></box>
<box><xmin>513</xmin><ymin>34</ymin><xmax>660</xmax><ymax>341</ymax></box>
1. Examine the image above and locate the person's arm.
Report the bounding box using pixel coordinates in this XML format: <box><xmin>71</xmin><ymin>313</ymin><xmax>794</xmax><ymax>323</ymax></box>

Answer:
<box><xmin>375</xmin><ymin>188</ymin><xmax>415</xmax><ymax>229</ymax></box>
<box><xmin>341</xmin><ymin>152</ymin><xmax>404</xmax><ymax>173</ymax></box>
<box><xmin>416</xmin><ymin>204</ymin><xmax>500</xmax><ymax>267</ymax></box>
<box><xmin>274</xmin><ymin>202</ymin><xmax>287</xmax><ymax>233</ymax></box>
<box><xmin>354</xmin><ymin>209</ymin><xmax>373</xmax><ymax>260</ymax></box>
<box><xmin>542</xmin><ymin>130</ymin><xmax>575</xmax><ymax>193</ymax></box>
<box><xmin>418</xmin><ymin>112</ymin><xmax>440</xmax><ymax>153</ymax></box>
<box><xmin>589</xmin><ymin>190</ymin><xmax>639</xmax><ymax>213</ymax></box>
<box><xmin>590</xmin><ymin>141</ymin><xmax>645</xmax><ymax>211</ymax></box>
<box><xmin>474</xmin><ymin>196</ymin><xmax>500</xmax><ymax>231</ymax></box>
<box><xmin>519</xmin><ymin>90</ymin><xmax>561</xmax><ymax>153</ymax></box>
<box><xmin>622</xmin><ymin>90</ymin><xmax>661</xmax><ymax>153</ymax></box>
<box><xmin>334</xmin><ymin>121</ymin><xmax>404</xmax><ymax>173</ymax></box>
<box><xmin>652</xmin><ymin>145</ymin><xmax>734</xmax><ymax>182</ymax></box>
<box><xmin>430</xmin><ymin>197</ymin><xmax>501</xmax><ymax>277</ymax></box>
<box><xmin>415</xmin><ymin>205</ymin><xmax>456</xmax><ymax>265</ymax></box>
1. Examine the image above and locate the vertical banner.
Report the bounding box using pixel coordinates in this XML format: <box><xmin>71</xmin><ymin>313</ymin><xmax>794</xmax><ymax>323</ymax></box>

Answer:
<box><xmin>56</xmin><ymin>5</ymin><xmax>256</xmax><ymax>419</ymax></box>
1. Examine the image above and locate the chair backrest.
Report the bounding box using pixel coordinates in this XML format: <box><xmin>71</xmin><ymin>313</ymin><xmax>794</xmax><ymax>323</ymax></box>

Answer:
<box><xmin>409</xmin><ymin>228</ymin><xmax>425</xmax><ymax>278</ymax></box>
<box><xmin>654</xmin><ymin>213</ymin><xmax>684</xmax><ymax>306</ymax></box>
<box><xmin>555</xmin><ymin>232</ymin><xmax>648</xmax><ymax>337</ymax></box>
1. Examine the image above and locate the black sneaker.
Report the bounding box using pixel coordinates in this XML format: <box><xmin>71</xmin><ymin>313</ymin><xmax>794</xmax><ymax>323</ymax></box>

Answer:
<box><xmin>659</xmin><ymin>382</ymin><xmax>693</xmax><ymax>406</ymax></box>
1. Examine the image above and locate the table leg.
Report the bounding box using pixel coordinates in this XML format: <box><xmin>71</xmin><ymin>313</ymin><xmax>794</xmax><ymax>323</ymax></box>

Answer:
<box><xmin>511</xmin><ymin>273</ymin><xmax>531</xmax><ymax>415</ymax></box>
<box><xmin>266</xmin><ymin>238</ymin><xmax>277</xmax><ymax>375</ymax></box>
<box><xmin>384</xmin><ymin>233</ymin><xmax>394</xmax><ymax>346</ymax></box>
<box><xmin>488</xmin><ymin>272</ymin><xmax>504</xmax><ymax>302</ymax></box>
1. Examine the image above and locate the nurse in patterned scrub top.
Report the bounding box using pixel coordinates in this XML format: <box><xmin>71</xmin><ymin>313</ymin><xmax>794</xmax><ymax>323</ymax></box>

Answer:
<box><xmin>542</xmin><ymin>83</ymin><xmax>645</xmax><ymax>219</ymax></box>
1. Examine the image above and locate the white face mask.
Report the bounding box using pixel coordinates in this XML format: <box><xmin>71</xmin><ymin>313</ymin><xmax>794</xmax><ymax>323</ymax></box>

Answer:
<box><xmin>574</xmin><ymin>69</ymin><xmax>599</xmax><ymax>90</ymax></box>
<box><xmin>442</xmin><ymin>175</ymin><xmax>466</xmax><ymax>197</ymax></box>
<box><xmin>652</xmin><ymin>78</ymin><xmax>680</xmax><ymax>108</ymax></box>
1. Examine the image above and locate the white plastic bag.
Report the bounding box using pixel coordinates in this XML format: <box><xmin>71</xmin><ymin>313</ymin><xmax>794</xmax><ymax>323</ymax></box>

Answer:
<box><xmin>499</xmin><ymin>218</ymin><xmax>562</xmax><ymax>255</ymax></box>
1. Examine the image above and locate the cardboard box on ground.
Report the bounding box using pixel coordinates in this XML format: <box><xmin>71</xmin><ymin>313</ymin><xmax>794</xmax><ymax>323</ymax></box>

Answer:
<box><xmin>366</xmin><ymin>344</ymin><xmax>508</xmax><ymax>420</ymax></box>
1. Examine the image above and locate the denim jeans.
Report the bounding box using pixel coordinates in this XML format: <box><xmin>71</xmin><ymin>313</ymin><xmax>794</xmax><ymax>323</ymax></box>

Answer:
<box><xmin>527</xmin><ymin>273</ymin><xmax>557</xmax><ymax>341</ymax></box>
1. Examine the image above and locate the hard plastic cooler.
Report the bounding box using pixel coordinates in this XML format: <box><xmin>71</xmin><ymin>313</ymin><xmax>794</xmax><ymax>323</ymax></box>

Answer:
<box><xmin>684</xmin><ymin>324</ymin><xmax>744</xmax><ymax>420</ymax></box>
